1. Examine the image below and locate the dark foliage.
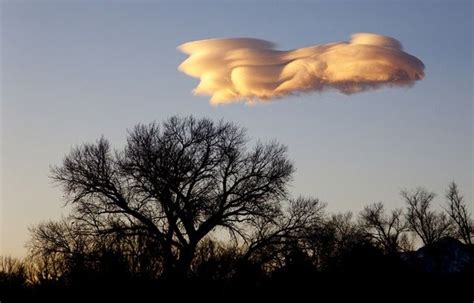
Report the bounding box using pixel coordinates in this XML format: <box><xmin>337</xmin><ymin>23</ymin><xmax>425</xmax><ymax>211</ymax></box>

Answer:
<box><xmin>1</xmin><ymin>117</ymin><xmax>473</xmax><ymax>302</ymax></box>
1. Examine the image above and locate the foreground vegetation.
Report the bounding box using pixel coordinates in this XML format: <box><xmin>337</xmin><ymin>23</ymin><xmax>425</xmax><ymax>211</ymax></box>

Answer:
<box><xmin>1</xmin><ymin>116</ymin><xmax>473</xmax><ymax>302</ymax></box>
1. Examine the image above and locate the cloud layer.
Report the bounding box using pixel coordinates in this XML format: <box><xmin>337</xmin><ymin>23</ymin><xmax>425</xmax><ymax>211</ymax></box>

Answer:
<box><xmin>178</xmin><ymin>33</ymin><xmax>425</xmax><ymax>105</ymax></box>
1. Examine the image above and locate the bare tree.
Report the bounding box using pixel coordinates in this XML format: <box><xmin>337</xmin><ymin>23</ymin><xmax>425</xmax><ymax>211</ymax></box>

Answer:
<box><xmin>0</xmin><ymin>256</ymin><xmax>27</xmax><ymax>294</ymax></box>
<box><xmin>241</xmin><ymin>197</ymin><xmax>325</xmax><ymax>269</ymax></box>
<box><xmin>326</xmin><ymin>212</ymin><xmax>369</xmax><ymax>251</ymax></box>
<box><xmin>360</xmin><ymin>202</ymin><xmax>411</xmax><ymax>253</ymax></box>
<box><xmin>29</xmin><ymin>220</ymin><xmax>88</xmax><ymax>259</ymax></box>
<box><xmin>192</xmin><ymin>239</ymin><xmax>243</xmax><ymax>280</ymax></box>
<box><xmin>27</xmin><ymin>219</ymin><xmax>94</xmax><ymax>283</ymax></box>
<box><xmin>51</xmin><ymin>116</ymin><xmax>294</xmax><ymax>278</ymax></box>
<box><xmin>0</xmin><ymin>256</ymin><xmax>24</xmax><ymax>275</ymax></box>
<box><xmin>445</xmin><ymin>182</ymin><xmax>473</xmax><ymax>244</ymax></box>
<box><xmin>402</xmin><ymin>188</ymin><xmax>454</xmax><ymax>245</ymax></box>
<box><xmin>308</xmin><ymin>212</ymin><xmax>370</xmax><ymax>271</ymax></box>
<box><xmin>27</xmin><ymin>217</ymin><xmax>163</xmax><ymax>285</ymax></box>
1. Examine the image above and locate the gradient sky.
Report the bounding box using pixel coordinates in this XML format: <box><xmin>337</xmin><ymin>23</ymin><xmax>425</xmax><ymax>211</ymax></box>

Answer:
<box><xmin>1</xmin><ymin>0</ymin><xmax>472</xmax><ymax>257</ymax></box>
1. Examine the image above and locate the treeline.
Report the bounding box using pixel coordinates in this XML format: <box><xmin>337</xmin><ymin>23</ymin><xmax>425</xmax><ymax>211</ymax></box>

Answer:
<box><xmin>1</xmin><ymin>116</ymin><xmax>473</xmax><ymax>302</ymax></box>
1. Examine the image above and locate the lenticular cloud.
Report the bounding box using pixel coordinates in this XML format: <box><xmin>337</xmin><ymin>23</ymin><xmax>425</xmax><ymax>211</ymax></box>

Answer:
<box><xmin>178</xmin><ymin>33</ymin><xmax>425</xmax><ymax>105</ymax></box>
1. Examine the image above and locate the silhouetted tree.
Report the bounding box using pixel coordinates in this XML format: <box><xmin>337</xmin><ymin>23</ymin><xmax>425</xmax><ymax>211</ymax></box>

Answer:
<box><xmin>271</xmin><ymin>242</ymin><xmax>315</xmax><ymax>284</ymax></box>
<box><xmin>0</xmin><ymin>256</ymin><xmax>28</xmax><ymax>302</ymax></box>
<box><xmin>303</xmin><ymin>221</ymin><xmax>338</xmax><ymax>270</ymax></box>
<box><xmin>295</xmin><ymin>212</ymin><xmax>372</xmax><ymax>272</ymax></box>
<box><xmin>28</xmin><ymin>217</ymin><xmax>163</xmax><ymax>288</ymax></box>
<box><xmin>241</xmin><ymin>197</ymin><xmax>325</xmax><ymax>270</ymax></box>
<box><xmin>402</xmin><ymin>188</ymin><xmax>454</xmax><ymax>245</ymax></box>
<box><xmin>192</xmin><ymin>239</ymin><xmax>242</xmax><ymax>281</ymax></box>
<box><xmin>51</xmin><ymin>116</ymin><xmax>294</xmax><ymax>278</ymax></box>
<box><xmin>321</xmin><ymin>212</ymin><xmax>371</xmax><ymax>271</ymax></box>
<box><xmin>360</xmin><ymin>202</ymin><xmax>411</xmax><ymax>253</ymax></box>
<box><xmin>445</xmin><ymin>182</ymin><xmax>473</xmax><ymax>244</ymax></box>
<box><xmin>27</xmin><ymin>219</ymin><xmax>85</xmax><ymax>285</ymax></box>
<box><xmin>0</xmin><ymin>256</ymin><xmax>27</xmax><ymax>288</ymax></box>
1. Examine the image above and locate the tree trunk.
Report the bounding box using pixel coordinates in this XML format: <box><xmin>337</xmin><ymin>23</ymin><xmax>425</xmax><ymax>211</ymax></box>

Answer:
<box><xmin>175</xmin><ymin>244</ymin><xmax>196</xmax><ymax>279</ymax></box>
<box><xmin>162</xmin><ymin>243</ymin><xmax>196</xmax><ymax>280</ymax></box>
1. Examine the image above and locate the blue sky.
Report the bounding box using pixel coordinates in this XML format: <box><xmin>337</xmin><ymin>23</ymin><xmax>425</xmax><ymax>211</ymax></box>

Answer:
<box><xmin>1</xmin><ymin>0</ymin><xmax>472</xmax><ymax>256</ymax></box>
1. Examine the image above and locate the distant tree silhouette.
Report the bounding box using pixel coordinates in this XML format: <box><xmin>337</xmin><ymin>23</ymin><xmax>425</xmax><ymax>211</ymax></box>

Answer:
<box><xmin>271</xmin><ymin>241</ymin><xmax>315</xmax><ymax>284</ymax></box>
<box><xmin>3</xmin><ymin>173</ymin><xmax>474</xmax><ymax>302</ymax></box>
<box><xmin>28</xmin><ymin>219</ymin><xmax>87</xmax><ymax>285</ymax></box>
<box><xmin>1</xmin><ymin>112</ymin><xmax>473</xmax><ymax>301</ymax></box>
<box><xmin>192</xmin><ymin>239</ymin><xmax>242</xmax><ymax>281</ymax></box>
<box><xmin>0</xmin><ymin>256</ymin><xmax>27</xmax><ymax>288</ymax></box>
<box><xmin>320</xmin><ymin>212</ymin><xmax>371</xmax><ymax>271</ymax></box>
<box><xmin>241</xmin><ymin>197</ymin><xmax>325</xmax><ymax>269</ymax></box>
<box><xmin>50</xmin><ymin>116</ymin><xmax>295</xmax><ymax>278</ymax></box>
<box><xmin>402</xmin><ymin>188</ymin><xmax>454</xmax><ymax>245</ymax></box>
<box><xmin>28</xmin><ymin>217</ymin><xmax>166</xmax><ymax>290</ymax></box>
<box><xmin>360</xmin><ymin>202</ymin><xmax>411</xmax><ymax>253</ymax></box>
<box><xmin>287</xmin><ymin>211</ymin><xmax>371</xmax><ymax>272</ymax></box>
<box><xmin>445</xmin><ymin>182</ymin><xmax>473</xmax><ymax>244</ymax></box>
<box><xmin>302</xmin><ymin>218</ymin><xmax>339</xmax><ymax>270</ymax></box>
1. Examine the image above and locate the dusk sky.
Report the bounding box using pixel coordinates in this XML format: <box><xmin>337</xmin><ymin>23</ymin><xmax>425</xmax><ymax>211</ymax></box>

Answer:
<box><xmin>1</xmin><ymin>0</ymin><xmax>472</xmax><ymax>257</ymax></box>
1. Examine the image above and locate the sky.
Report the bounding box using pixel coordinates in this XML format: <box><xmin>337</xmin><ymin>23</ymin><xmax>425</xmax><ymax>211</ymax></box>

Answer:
<box><xmin>1</xmin><ymin>0</ymin><xmax>472</xmax><ymax>257</ymax></box>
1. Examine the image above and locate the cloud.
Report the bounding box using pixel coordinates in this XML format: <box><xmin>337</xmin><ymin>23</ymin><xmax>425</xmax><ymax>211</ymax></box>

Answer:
<box><xmin>178</xmin><ymin>33</ymin><xmax>425</xmax><ymax>105</ymax></box>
